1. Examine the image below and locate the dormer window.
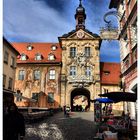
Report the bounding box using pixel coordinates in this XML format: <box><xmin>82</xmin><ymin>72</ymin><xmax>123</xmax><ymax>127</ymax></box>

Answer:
<box><xmin>27</xmin><ymin>44</ymin><xmax>33</xmax><ymax>51</ymax></box>
<box><xmin>35</xmin><ymin>53</ymin><xmax>42</xmax><ymax>60</ymax></box>
<box><xmin>20</xmin><ymin>53</ymin><xmax>27</xmax><ymax>60</ymax></box>
<box><xmin>51</xmin><ymin>45</ymin><xmax>57</xmax><ymax>51</ymax></box>
<box><xmin>48</xmin><ymin>54</ymin><xmax>55</xmax><ymax>61</ymax></box>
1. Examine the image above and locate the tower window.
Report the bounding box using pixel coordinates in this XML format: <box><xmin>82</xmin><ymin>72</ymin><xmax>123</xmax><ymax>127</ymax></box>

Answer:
<box><xmin>70</xmin><ymin>66</ymin><xmax>76</xmax><ymax>76</ymax></box>
<box><xmin>85</xmin><ymin>47</ymin><xmax>90</xmax><ymax>57</ymax></box>
<box><xmin>70</xmin><ymin>47</ymin><xmax>76</xmax><ymax>58</ymax></box>
<box><xmin>85</xmin><ymin>66</ymin><xmax>91</xmax><ymax>76</ymax></box>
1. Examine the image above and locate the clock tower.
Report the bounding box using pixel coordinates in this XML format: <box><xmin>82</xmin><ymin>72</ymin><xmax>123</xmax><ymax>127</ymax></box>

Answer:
<box><xmin>59</xmin><ymin>0</ymin><xmax>102</xmax><ymax>111</ymax></box>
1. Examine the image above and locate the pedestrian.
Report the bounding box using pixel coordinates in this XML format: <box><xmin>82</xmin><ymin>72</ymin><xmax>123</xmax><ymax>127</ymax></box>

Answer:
<box><xmin>3</xmin><ymin>103</ymin><xmax>25</xmax><ymax>140</ymax></box>
<box><xmin>63</xmin><ymin>105</ymin><xmax>66</xmax><ymax>116</ymax></box>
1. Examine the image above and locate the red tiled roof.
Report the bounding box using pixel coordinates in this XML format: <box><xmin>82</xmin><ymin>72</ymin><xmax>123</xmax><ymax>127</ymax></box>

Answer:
<box><xmin>100</xmin><ymin>62</ymin><xmax>121</xmax><ymax>85</ymax></box>
<box><xmin>12</xmin><ymin>43</ymin><xmax>62</xmax><ymax>64</ymax></box>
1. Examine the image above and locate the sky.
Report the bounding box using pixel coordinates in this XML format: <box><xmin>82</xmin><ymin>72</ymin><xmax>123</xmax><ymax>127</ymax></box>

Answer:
<box><xmin>3</xmin><ymin>0</ymin><xmax>120</xmax><ymax>62</ymax></box>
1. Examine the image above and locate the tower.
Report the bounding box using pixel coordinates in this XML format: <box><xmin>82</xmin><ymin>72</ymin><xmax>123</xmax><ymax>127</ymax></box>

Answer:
<box><xmin>75</xmin><ymin>0</ymin><xmax>86</xmax><ymax>30</ymax></box>
<box><xmin>59</xmin><ymin>0</ymin><xmax>102</xmax><ymax>111</ymax></box>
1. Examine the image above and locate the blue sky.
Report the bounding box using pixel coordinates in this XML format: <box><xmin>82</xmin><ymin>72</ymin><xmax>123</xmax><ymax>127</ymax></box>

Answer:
<box><xmin>3</xmin><ymin>0</ymin><xmax>120</xmax><ymax>62</ymax></box>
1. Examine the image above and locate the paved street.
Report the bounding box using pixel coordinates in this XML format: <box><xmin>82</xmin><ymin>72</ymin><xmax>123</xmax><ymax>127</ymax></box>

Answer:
<box><xmin>25</xmin><ymin>111</ymin><xmax>97</xmax><ymax>140</ymax></box>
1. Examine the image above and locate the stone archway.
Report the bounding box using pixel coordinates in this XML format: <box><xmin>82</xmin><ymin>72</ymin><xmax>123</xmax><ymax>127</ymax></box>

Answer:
<box><xmin>71</xmin><ymin>88</ymin><xmax>90</xmax><ymax>111</ymax></box>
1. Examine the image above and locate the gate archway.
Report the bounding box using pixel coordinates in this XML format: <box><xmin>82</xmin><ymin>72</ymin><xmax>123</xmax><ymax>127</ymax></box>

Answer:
<box><xmin>71</xmin><ymin>88</ymin><xmax>90</xmax><ymax>111</ymax></box>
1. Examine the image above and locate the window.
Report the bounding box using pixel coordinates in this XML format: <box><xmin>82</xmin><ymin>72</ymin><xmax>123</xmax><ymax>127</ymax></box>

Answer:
<box><xmin>85</xmin><ymin>66</ymin><xmax>91</xmax><ymax>76</ymax></box>
<box><xmin>85</xmin><ymin>47</ymin><xmax>90</xmax><ymax>57</ymax></box>
<box><xmin>27</xmin><ymin>44</ymin><xmax>33</xmax><ymax>50</ymax></box>
<box><xmin>8</xmin><ymin>77</ymin><xmax>13</xmax><ymax>90</ymax></box>
<box><xmin>3</xmin><ymin>75</ymin><xmax>6</xmax><ymax>87</ymax></box>
<box><xmin>16</xmin><ymin>90</ymin><xmax>22</xmax><ymax>102</ymax></box>
<box><xmin>10</xmin><ymin>56</ymin><xmax>15</xmax><ymax>68</ymax></box>
<box><xmin>132</xmin><ymin>48</ymin><xmax>137</xmax><ymax>62</ymax></box>
<box><xmin>48</xmin><ymin>54</ymin><xmax>55</xmax><ymax>61</ymax></box>
<box><xmin>32</xmin><ymin>93</ymin><xmax>39</xmax><ymax>101</ymax></box>
<box><xmin>34</xmin><ymin>70</ymin><xmax>40</xmax><ymax>80</ymax></box>
<box><xmin>70</xmin><ymin>66</ymin><xmax>76</xmax><ymax>76</ymax></box>
<box><xmin>104</xmin><ymin>88</ymin><xmax>108</xmax><ymax>93</ymax></box>
<box><xmin>70</xmin><ymin>47</ymin><xmax>76</xmax><ymax>57</ymax></box>
<box><xmin>4</xmin><ymin>51</ymin><xmax>9</xmax><ymax>64</ymax></box>
<box><xmin>51</xmin><ymin>45</ymin><xmax>57</xmax><ymax>51</ymax></box>
<box><xmin>49</xmin><ymin>70</ymin><xmax>55</xmax><ymax>80</ymax></box>
<box><xmin>48</xmin><ymin>93</ymin><xmax>54</xmax><ymax>103</ymax></box>
<box><xmin>35</xmin><ymin>53</ymin><xmax>42</xmax><ymax>60</ymax></box>
<box><xmin>20</xmin><ymin>54</ymin><xmax>27</xmax><ymax>60</ymax></box>
<box><xmin>18</xmin><ymin>70</ymin><xmax>25</xmax><ymax>80</ymax></box>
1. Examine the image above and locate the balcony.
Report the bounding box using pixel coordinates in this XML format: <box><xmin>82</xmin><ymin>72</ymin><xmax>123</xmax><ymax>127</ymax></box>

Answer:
<box><xmin>67</xmin><ymin>75</ymin><xmax>93</xmax><ymax>85</ymax></box>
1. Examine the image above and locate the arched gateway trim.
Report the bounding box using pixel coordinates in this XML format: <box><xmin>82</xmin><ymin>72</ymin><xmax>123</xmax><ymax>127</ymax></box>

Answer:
<box><xmin>70</xmin><ymin>88</ymin><xmax>90</xmax><ymax>111</ymax></box>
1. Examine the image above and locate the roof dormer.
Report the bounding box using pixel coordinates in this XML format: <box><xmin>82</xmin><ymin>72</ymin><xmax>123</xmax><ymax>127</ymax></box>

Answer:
<box><xmin>35</xmin><ymin>53</ymin><xmax>42</xmax><ymax>60</ymax></box>
<box><xmin>20</xmin><ymin>53</ymin><xmax>27</xmax><ymax>61</ymax></box>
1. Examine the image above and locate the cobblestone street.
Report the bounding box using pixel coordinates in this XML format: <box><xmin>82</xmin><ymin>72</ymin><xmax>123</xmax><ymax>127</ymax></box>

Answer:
<box><xmin>25</xmin><ymin>112</ymin><xmax>97</xmax><ymax>140</ymax></box>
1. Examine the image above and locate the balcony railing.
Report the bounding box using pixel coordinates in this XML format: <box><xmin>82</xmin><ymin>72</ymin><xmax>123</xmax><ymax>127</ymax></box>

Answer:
<box><xmin>67</xmin><ymin>75</ymin><xmax>93</xmax><ymax>84</ymax></box>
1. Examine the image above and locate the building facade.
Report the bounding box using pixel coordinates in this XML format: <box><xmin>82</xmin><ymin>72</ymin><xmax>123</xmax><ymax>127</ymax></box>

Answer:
<box><xmin>11</xmin><ymin>1</ymin><xmax>122</xmax><ymax>113</ymax></box>
<box><xmin>109</xmin><ymin>0</ymin><xmax>137</xmax><ymax>119</ymax></box>
<box><xmin>3</xmin><ymin>38</ymin><xmax>19</xmax><ymax>110</ymax></box>
<box><xmin>13</xmin><ymin>43</ymin><xmax>62</xmax><ymax>108</ymax></box>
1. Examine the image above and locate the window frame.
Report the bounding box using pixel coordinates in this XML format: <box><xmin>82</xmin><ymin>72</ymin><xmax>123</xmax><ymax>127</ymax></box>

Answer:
<box><xmin>34</xmin><ymin>70</ymin><xmax>40</xmax><ymax>80</ymax></box>
<box><xmin>85</xmin><ymin>66</ymin><xmax>91</xmax><ymax>76</ymax></box>
<box><xmin>3</xmin><ymin>74</ymin><xmax>6</xmax><ymax>87</ymax></box>
<box><xmin>70</xmin><ymin>47</ymin><xmax>76</xmax><ymax>58</ymax></box>
<box><xmin>18</xmin><ymin>70</ymin><xmax>25</xmax><ymax>80</ymax></box>
<box><xmin>8</xmin><ymin>77</ymin><xmax>13</xmax><ymax>90</ymax></box>
<box><xmin>49</xmin><ymin>69</ymin><xmax>56</xmax><ymax>80</ymax></box>
<box><xmin>4</xmin><ymin>51</ymin><xmax>9</xmax><ymax>64</ymax></box>
<box><xmin>10</xmin><ymin>56</ymin><xmax>15</xmax><ymax>68</ymax></box>
<box><xmin>35</xmin><ymin>53</ymin><xmax>42</xmax><ymax>60</ymax></box>
<box><xmin>20</xmin><ymin>53</ymin><xmax>27</xmax><ymax>61</ymax></box>
<box><xmin>48</xmin><ymin>92</ymin><xmax>54</xmax><ymax>103</ymax></box>
<box><xmin>70</xmin><ymin>66</ymin><xmax>76</xmax><ymax>76</ymax></box>
<box><xmin>85</xmin><ymin>47</ymin><xmax>91</xmax><ymax>57</ymax></box>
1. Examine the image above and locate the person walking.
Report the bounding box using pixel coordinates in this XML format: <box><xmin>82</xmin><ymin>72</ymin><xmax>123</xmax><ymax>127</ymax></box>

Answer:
<box><xmin>3</xmin><ymin>103</ymin><xmax>25</xmax><ymax>140</ymax></box>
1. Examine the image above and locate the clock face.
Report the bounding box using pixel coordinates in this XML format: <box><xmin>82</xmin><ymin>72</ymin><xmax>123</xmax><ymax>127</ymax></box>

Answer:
<box><xmin>77</xmin><ymin>31</ymin><xmax>84</xmax><ymax>38</ymax></box>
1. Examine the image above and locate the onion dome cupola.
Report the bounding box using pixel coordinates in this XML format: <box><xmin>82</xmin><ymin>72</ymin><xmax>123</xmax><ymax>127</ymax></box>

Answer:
<box><xmin>75</xmin><ymin>0</ymin><xmax>86</xmax><ymax>30</ymax></box>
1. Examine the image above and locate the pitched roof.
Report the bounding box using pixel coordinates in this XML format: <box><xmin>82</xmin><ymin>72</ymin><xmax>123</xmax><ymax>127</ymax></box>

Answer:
<box><xmin>59</xmin><ymin>29</ymin><xmax>100</xmax><ymax>38</ymax></box>
<box><xmin>100</xmin><ymin>62</ymin><xmax>121</xmax><ymax>85</ymax></box>
<box><xmin>3</xmin><ymin>38</ymin><xmax>20</xmax><ymax>55</ymax></box>
<box><xmin>12</xmin><ymin>43</ymin><xmax>62</xmax><ymax>64</ymax></box>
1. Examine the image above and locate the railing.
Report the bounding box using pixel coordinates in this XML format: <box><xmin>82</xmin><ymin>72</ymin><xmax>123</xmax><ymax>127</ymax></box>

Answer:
<box><xmin>67</xmin><ymin>75</ymin><xmax>93</xmax><ymax>83</ymax></box>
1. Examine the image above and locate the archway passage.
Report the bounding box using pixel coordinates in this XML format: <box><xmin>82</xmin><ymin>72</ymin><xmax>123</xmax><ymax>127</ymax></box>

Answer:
<box><xmin>71</xmin><ymin>88</ymin><xmax>90</xmax><ymax>111</ymax></box>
